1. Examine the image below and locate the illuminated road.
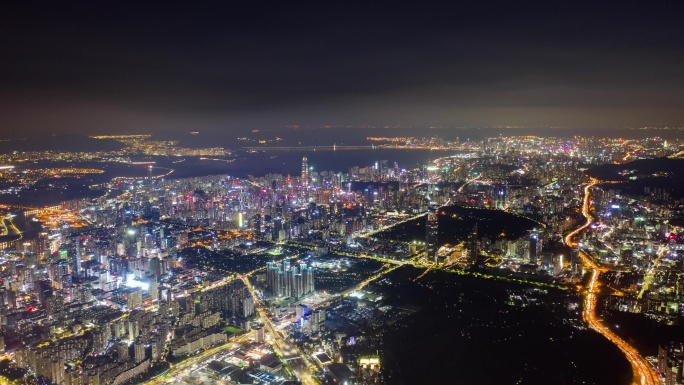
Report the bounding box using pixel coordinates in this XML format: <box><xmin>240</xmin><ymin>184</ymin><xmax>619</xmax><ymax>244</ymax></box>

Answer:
<box><xmin>668</xmin><ymin>149</ymin><xmax>684</xmax><ymax>159</ymax></box>
<box><xmin>337</xmin><ymin>263</ymin><xmax>403</xmax><ymax>298</ymax></box>
<box><xmin>1</xmin><ymin>215</ymin><xmax>22</xmax><ymax>240</ymax></box>
<box><xmin>353</xmin><ymin>211</ymin><xmax>428</xmax><ymax>240</ymax></box>
<box><xmin>413</xmin><ymin>267</ymin><xmax>431</xmax><ymax>281</ymax></box>
<box><xmin>457</xmin><ymin>174</ymin><xmax>481</xmax><ymax>193</ymax></box>
<box><xmin>240</xmin><ymin>276</ymin><xmax>319</xmax><ymax>385</ymax></box>
<box><xmin>563</xmin><ymin>178</ymin><xmax>602</xmax><ymax>271</ymax></box>
<box><xmin>142</xmin><ymin>333</ymin><xmax>251</xmax><ymax>385</ymax></box>
<box><xmin>637</xmin><ymin>246</ymin><xmax>666</xmax><ymax>300</ymax></box>
<box><xmin>239</xmin><ymin>261</ymin><xmax>403</xmax><ymax>384</ymax></box>
<box><xmin>143</xmin><ymin>251</ymin><xmax>313</xmax><ymax>384</ymax></box>
<box><xmin>567</xmin><ymin>179</ymin><xmax>658</xmax><ymax>385</ymax></box>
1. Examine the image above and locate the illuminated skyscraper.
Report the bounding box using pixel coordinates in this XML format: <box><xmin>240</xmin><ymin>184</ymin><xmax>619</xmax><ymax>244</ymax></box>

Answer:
<box><xmin>469</xmin><ymin>224</ymin><xmax>479</xmax><ymax>264</ymax></box>
<box><xmin>301</xmin><ymin>156</ymin><xmax>309</xmax><ymax>201</ymax></box>
<box><xmin>266</xmin><ymin>261</ymin><xmax>314</xmax><ymax>299</ymax></box>
<box><xmin>426</xmin><ymin>205</ymin><xmax>439</xmax><ymax>263</ymax></box>
<box><xmin>658</xmin><ymin>342</ymin><xmax>684</xmax><ymax>385</ymax></box>
<box><xmin>72</xmin><ymin>236</ymin><xmax>81</xmax><ymax>278</ymax></box>
<box><xmin>253</xmin><ymin>213</ymin><xmax>262</xmax><ymax>238</ymax></box>
<box><xmin>529</xmin><ymin>229</ymin><xmax>540</xmax><ymax>264</ymax></box>
<box><xmin>496</xmin><ymin>184</ymin><xmax>507</xmax><ymax>209</ymax></box>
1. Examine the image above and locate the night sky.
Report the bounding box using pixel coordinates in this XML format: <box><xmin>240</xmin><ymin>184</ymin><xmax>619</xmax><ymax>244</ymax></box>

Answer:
<box><xmin>2</xmin><ymin>2</ymin><xmax>684</xmax><ymax>138</ymax></box>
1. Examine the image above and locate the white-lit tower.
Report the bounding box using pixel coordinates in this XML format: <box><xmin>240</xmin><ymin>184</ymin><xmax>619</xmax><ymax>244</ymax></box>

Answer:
<box><xmin>301</xmin><ymin>156</ymin><xmax>309</xmax><ymax>201</ymax></box>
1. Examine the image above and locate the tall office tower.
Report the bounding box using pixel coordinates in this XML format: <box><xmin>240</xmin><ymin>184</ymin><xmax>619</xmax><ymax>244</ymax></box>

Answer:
<box><xmin>469</xmin><ymin>223</ymin><xmax>479</xmax><ymax>264</ymax></box>
<box><xmin>529</xmin><ymin>230</ymin><xmax>540</xmax><ymax>264</ymax></box>
<box><xmin>496</xmin><ymin>185</ymin><xmax>507</xmax><ymax>209</ymax></box>
<box><xmin>73</xmin><ymin>236</ymin><xmax>81</xmax><ymax>278</ymax></box>
<box><xmin>273</xmin><ymin>217</ymin><xmax>283</xmax><ymax>241</ymax></box>
<box><xmin>425</xmin><ymin>205</ymin><xmax>439</xmax><ymax>263</ymax></box>
<box><xmin>149</xmin><ymin>256</ymin><xmax>161</xmax><ymax>278</ymax></box>
<box><xmin>301</xmin><ymin>156</ymin><xmax>309</xmax><ymax>201</ymax></box>
<box><xmin>253</xmin><ymin>213</ymin><xmax>262</xmax><ymax>238</ymax></box>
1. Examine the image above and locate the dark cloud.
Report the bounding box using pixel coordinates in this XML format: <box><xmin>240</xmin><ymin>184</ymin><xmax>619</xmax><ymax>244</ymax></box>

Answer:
<box><xmin>1</xmin><ymin>1</ymin><xmax>684</xmax><ymax>137</ymax></box>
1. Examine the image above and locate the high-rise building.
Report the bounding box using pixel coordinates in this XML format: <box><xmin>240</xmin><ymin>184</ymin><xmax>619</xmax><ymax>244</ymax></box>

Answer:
<box><xmin>134</xmin><ymin>342</ymin><xmax>146</xmax><ymax>363</ymax></box>
<box><xmin>296</xmin><ymin>304</ymin><xmax>308</xmax><ymax>320</ymax></box>
<box><xmin>151</xmin><ymin>339</ymin><xmax>164</xmax><ymax>362</ymax></box>
<box><xmin>150</xmin><ymin>280</ymin><xmax>159</xmax><ymax>301</ymax></box>
<box><xmin>469</xmin><ymin>224</ymin><xmax>479</xmax><ymax>264</ymax></box>
<box><xmin>253</xmin><ymin>213</ymin><xmax>262</xmax><ymax>238</ymax></box>
<box><xmin>426</xmin><ymin>205</ymin><xmax>439</xmax><ymax>263</ymax></box>
<box><xmin>265</xmin><ymin>261</ymin><xmax>315</xmax><ymax>299</ymax></box>
<box><xmin>301</xmin><ymin>156</ymin><xmax>309</xmax><ymax>201</ymax></box>
<box><xmin>273</xmin><ymin>217</ymin><xmax>283</xmax><ymax>242</ymax></box>
<box><xmin>496</xmin><ymin>185</ymin><xmax>507</xmax><ymax>209</ymax></box>
<box><xmin>48</xmin><ymin>263</ymin><xmax>63</xmax><ymax>289</ymax></box>
<box><xmin>659</xmin><ymin>342</ymin><xmax>684</xmax><ymax>385</ymax></box>
<box><xmin>73</xmin><ymin>236</ymin><xmax>81</xmax><ymax>278</ymax></box>
<box><xmin>149</xmin><ymin>256</ymin><xmax>161</xmax><ymax>278</ymax></box>
<box><xmin>301</xmin><ymin>263</ymin><xmax>315</xmax><ymax>295</ymax></box>
<box><xmin>529</xmin><ymin>230</ymin><xmax>540</xmax><ymax>264</ymax></box>
<box><xmin>117</xmin><ymin>342</ymin><xmax>130</xmax><ymax>362</ymax></box>
<box><xmin>127</xmin><ymin>289</ymin><xmax>143</xmax><ymax>310</ymax></box>
<box><xmin>255</xmin><ymin>327</ymin><xmax>265</xmax><ymax>343</ymax></box>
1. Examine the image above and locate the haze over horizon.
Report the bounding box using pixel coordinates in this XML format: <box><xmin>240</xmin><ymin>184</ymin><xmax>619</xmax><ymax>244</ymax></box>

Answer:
<box><xmin>2</xmin><ymin>2</ymin><xmax>684</xmax><ymax>137</ymax></box>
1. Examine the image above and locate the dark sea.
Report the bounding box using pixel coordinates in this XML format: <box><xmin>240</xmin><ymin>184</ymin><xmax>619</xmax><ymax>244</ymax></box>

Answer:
<box><xmin>0</xmin><ymin>126</ymin><xmax>678</xmax><ymax>207</ymax></box>
<box><xmin>157</xmin><ymin>126</ymin><xmax>684</xmax><ymax>149</ymax></box>
<box><xmin>187</xmin><ymin>148</ymin><xmax>453</xmax><ymax>178</ymax></box>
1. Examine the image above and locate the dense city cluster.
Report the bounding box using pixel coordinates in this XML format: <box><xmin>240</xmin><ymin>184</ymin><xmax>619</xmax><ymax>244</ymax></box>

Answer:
<box><xmin>0</xmin><ymin>133</ymin><xmax>683</xmax><ymax>384</ymax></box>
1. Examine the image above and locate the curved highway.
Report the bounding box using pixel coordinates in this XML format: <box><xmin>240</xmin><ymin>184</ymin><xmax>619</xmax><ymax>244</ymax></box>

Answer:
<box><xmin>566</xmin><ymin>179</ymin><xmax>658</xmax><ymax>385</ymax></box>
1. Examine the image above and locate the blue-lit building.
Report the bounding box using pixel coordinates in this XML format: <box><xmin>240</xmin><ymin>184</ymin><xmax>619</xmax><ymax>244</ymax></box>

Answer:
<box><xmin>426</xmin><ymin>205</ymin><xmax>439</xmax><ymax>263</ymax></box>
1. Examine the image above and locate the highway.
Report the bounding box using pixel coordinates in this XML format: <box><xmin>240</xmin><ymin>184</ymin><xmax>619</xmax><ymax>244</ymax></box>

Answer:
<box><xmin>0</xmin><ymin>215</ymin><xmax>22</xmax><ymax>240</ymax></box>
<box><xmin>566</xmin><ymin>179</ymin><xmax>658</xmax><ymax>385</ymax></box>
<box><xmin>563</xmin><ymin>178</ymin><xmax>602</xmax><ymax>271</ymax></box>
<box><xmin>668</xmin><ymin>149</ymin><xmax>684</xmax><ymax>159</ymax></box>
<box><xmin>352</xmin><ymin>211</ymin><xmax>428</xmax><ymax>240</ymax></box>
<box><xmin>457</xmin><ymin>174</ymin><xmax>481</xmax><ymax>193</ymax></box>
